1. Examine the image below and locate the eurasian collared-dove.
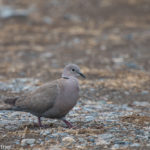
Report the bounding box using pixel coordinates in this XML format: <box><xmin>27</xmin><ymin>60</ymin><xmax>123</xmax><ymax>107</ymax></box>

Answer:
<box><xmin>0</xmin><ymin>64</ymin><xmax>85</xmax><ymax>128</ymax></box>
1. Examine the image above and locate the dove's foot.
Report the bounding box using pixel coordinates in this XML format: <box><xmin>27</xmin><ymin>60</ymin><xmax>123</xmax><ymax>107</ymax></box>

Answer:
<box><xmin>37</xmin><ymin>116</ymin><xmax>43</xmax><ymax>127</ymax></box>
<box><xmin>62</xmin><ymin>119</ymin><xmax>74</xmax><ymax>129</ymax></box>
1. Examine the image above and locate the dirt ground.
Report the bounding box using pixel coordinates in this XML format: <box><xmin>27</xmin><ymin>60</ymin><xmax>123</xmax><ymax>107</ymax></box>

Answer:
<box><xmin>0</xmin><ymin>0</ymin><xmax>150</xmax><ymax>149</ymax></box>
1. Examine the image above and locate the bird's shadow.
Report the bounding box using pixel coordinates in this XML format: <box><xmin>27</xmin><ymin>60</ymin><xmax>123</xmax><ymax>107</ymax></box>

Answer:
<box><xmin>18</xmin><ymin>123</ymin><xmax>58</xmax><ymax>130</ymax></box>
<box><xmin>16</xmin><ymin>121</ymin><xmax>104</xmax><ymax>131</ymax></box>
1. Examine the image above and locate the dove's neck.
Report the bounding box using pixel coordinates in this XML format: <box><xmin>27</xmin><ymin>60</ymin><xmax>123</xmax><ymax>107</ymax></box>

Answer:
<box><xmin>62</xmin><ymin>73</ymin><xmax>71</xmax><ymax>79</ymax></box>
<box><xmin>61</xmin><ymin>74</ymin><xmax>78</xmax><ymax>80</ymax></box>
<box><xmin>62</xmin><ymin>73</ymin><xmax>69</xmax><ymax>79</ymax></box>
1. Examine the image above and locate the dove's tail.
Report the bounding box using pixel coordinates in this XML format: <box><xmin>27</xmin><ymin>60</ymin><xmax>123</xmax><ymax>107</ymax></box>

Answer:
<box><xmin>0</xmin><ymin>97</ymin><xmax>19</xmax><ymax>110</ymax></box>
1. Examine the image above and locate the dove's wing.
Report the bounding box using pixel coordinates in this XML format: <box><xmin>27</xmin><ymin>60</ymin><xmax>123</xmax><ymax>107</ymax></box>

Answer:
<box><xmin>15</xmin><ymin>80</ymin><xmax>59</xmax><ymax>114</ymax></box>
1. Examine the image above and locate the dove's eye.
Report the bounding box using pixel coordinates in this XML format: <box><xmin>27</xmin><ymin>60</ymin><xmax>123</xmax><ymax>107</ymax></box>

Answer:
<box><xmin>72</xmin><ymin>69</ymin><xmax>75</xmax><ymax>72</ymax></box>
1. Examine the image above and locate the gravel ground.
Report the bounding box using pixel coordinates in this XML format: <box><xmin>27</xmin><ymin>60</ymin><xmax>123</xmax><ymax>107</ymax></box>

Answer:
<box><xmin>0</xmin><ymin>0</ymin><xmax>150</xmax><ymax>149</ymax></box>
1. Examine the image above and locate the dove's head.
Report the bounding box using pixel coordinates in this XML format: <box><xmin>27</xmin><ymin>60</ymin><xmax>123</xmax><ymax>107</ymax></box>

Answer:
<box><xmin>62</xmin><ymin>64</ymin><xmax>86</xmax><ymax>79</ymax></box>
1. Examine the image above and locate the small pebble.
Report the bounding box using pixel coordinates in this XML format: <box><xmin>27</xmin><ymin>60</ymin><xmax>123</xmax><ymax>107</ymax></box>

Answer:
<box><xmin>85</xmin><ymin>116</ymin><xmax>94</xmax><ymax>122</ymax></box>
<box><xmin>40</xmin><ymin>130</ymin><xmax>51</xmax><ymax>136</ymax></box>
<box><xmin>62</xmin><ymin>136</ymin><xmax>75</xmax><ymax>145</ymax></box>
<box><xmin>133</xmin><ymin>101</ymin><xmax>150</xmax><ymax>107</ymax></box>
<box><xmin>141</xmin><ymin>91</ymin><xmax>149</xmax><ymax>95</ymax></box>
<box><xmin>130</xmin><ymin>143</ymin><xmax>140</xmax><ymax>147</ymax></box>
<box><xmin>111</xmin><ymin>144</ymin><xmax>120</xmax><ymax>149</ymax></box>
<box><xmin>89</xmin><ymin>138</ymin><xmax>95</xmax><ymax>142</ymax></box>
<box><xmin>96</xmin><ymin>137</ymin><xmax>110</xmax><ymax>145</ymax></box>
<box><xmin>21</xmin><ymin>139</ymin><xmax>36</xmax><ymax>146</ymax></box>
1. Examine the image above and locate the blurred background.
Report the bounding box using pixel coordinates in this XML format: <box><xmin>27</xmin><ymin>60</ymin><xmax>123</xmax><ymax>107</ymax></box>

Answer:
<box><xmin>0</xmin><ymin>0</ymin><xmax>150</xmax><ymax>103</ymax></box>
<box><xmin>0</xmin><ymin>0</ymin><xmax>150</xmax><ymax>102</ymax></box>
<box><xmin>0</xmin><ymin>0</ymin><xmax>150</xmax><ymax>78</ymax></box>
<box><xmin>0</xmin><ymin>0</ymin><xmax>150</xmax><ymax>149</ymax></box>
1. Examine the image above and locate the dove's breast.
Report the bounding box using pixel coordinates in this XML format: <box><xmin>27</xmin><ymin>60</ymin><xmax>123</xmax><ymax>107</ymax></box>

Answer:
<box><xmin>62</xmin><ymin>78</ymin><xmax>79</xmax><ymax>102</ymax></box>
<box><xmin>43</xmin><ymin>77</ymin><xmax>79</xmax><ymax>119</ymax></box>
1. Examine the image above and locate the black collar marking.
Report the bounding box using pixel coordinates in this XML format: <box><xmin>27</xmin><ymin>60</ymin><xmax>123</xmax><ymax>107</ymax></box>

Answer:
<box><xmin>62</xmin><ymin>77</ymin><xmax>69</xmax><ymax>79</ymax></box>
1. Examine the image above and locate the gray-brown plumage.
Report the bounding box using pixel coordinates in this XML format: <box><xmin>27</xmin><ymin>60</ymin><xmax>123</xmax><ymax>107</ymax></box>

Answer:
<box><xmin>0</xmin><ymin>64</ymin><xmax>86</xmax><ymax>128</ymax></box>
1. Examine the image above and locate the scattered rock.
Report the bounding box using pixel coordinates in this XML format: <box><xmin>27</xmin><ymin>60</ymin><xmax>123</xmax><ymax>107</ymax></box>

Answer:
<box><xmin>100</xmin><ymin>45</ymin><xmax>107</xmax><ymax>51</ymax></box>
<box><xmin>96</xmin><ymin>137</ymin><xmax>110</xmax><ymax>145</ymax></box>
<box><xmin>96</xmin><ymin>133</ymin><xmax>114</xmax><ymax>146</ymax></box>
<box><xmin>141</xmin><ymin>91</ymin><xmax>149</xmax><ymax>95</ymax></box>
<box><xmin>0</xmin><ymin>78</ymin><xmax>40</xmax><ymax>92</ymax></box>
<box><xmin>62</xmin><ymin>136</ymin><xmax>75</xmax><ymax>145</ymax></box>
<box><xmin>85</xmin><ymin>116</ymin><xmax>95</xmax><ymax>122</ymax></box>
<box><xmin>130</xmin><ymin>143</ymin><xmax>140</xmax><ymax>147</ymax></box>
<box><xmin>50</xmin><ymin>132</ymin><xmax>69</xmax><ymax>138</ymax></box>
<box><xmin>0</xmin><ymin>5</ymin><xmax>34</xmax><ymax>19</ymax></box>
<box><xmin>111</xmin><ymin>144</ymin><xmax>120</xmax><ymax>149</ymax></box>
<box><xmin>15</xmin><ymin>140</ymin><xmax>20</xmax><ymax>145</ymax></box>
<box><xmin>125</xmin><ymin>62</ymin><xmax>142</xmax><ymax>70</ymax></box>
<box><xmin>63</xmin><ymin>14</ymin><xmax>81</xmax><ymax>22</ymax></box>
<box><xmin>43</xmin><ymin>17</ymin><xmax>53</xmax><ymax>24</ymax></box>
<box><xmin>40</xmin><ymin>130</ymin><xmax>51</xmax><ymax>136</ymax></box>
<box><xmin>125</xmin><ymin>34</ymin><xmax>133</xmax><ymax>40</ymax></box>
<box><xmin>41</xmin><ymin>52</ymin><xmax>53</xmax><ymax>59</ymax></box>
<box><xmin>112</xmin><ymin>57</ymin><xmax>124</xmax><ymax>64</ymax></box>
<box><xmin>89</xmin><ymin>138</ymin><xmax>95</xmax><ymax>143</ymax></box>
<box><xmin>133</xmin><ymin>101</ymin><xmax>150</xmax><ymax>107</ymax></box>
<box><xmin>47</xmin><ymin>146</ymin><xmax>62</xmax><ymax>150</ymax></box>
<box><xmin>21</xmin><ymin>139</ymin><xmax>36</xmax><ymax>146</ymax></box>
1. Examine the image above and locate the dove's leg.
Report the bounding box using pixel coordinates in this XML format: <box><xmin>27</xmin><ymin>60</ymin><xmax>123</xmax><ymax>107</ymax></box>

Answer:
<box><xmin>38</xmin><ymin>117</ymin><xmax>42</xmax><ymax>127</ymax></box>
<box><xmin>62</xmin><ymin>118</ymin><xmax>73</xmax><ymax>128</ymax></box>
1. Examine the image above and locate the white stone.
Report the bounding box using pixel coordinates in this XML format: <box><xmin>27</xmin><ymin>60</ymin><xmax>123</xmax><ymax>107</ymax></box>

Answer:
<box><xmin>21</xmin><ymin>138</ymin><xmax>36</xmax><ymax>146</ymax></box>
<box><xmin>62</xmin><ymin>136</ymin><xmax>75</xmax><ymax>144</ymax></box>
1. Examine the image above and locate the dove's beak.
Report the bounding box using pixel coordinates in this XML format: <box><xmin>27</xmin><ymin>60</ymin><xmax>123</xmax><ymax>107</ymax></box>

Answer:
<box><xmin>77</xmin><ymin>71</ymin><xmax>86</xmax><ymax>78</ymax></box>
